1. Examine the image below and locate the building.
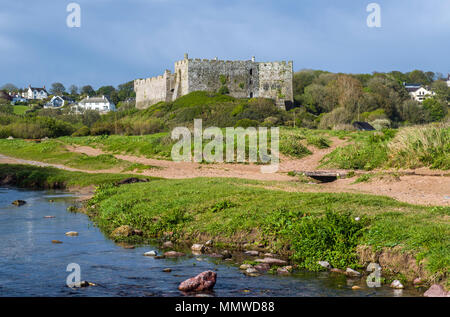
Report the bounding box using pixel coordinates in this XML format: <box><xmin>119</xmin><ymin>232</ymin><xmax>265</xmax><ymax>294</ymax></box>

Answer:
<box><xmin>73</xmin><ymin>95</ymin><xmax>116</xmax><ymax>113</ymax></box>
<box><xmin>11</xmin><ymin>94</ymin><xmax>27</xmax><ymax>104</ymax></box>
<box><xmin>446</xmin><ymin>74</ymin><xmax>450</xmax><ymax>88</ymax></box>
<box><xmin>44</xmin><ymin>96</ymin><xmax>66</xmax><ymax>109</ymax></box>
<box><xmin>134</xmin><ymin>54</ymin><xmax>294</xmax><ymax>110</ymax></box>
<box><xmin>26</xmin><ymin>85</ymin><xmax>48</xmax><ymax>100</ymax></box>
<box><xmin>404</xmin><ymin>84</ymin><xmax>435</xmax><ymax>103</ymax></box>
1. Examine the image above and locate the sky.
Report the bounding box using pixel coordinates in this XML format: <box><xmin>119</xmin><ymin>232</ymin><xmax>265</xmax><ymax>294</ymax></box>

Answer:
<box><xmin>1</xmin><ymin>0</ymin><xmax>449</xmax><ymax>89</ymax></box>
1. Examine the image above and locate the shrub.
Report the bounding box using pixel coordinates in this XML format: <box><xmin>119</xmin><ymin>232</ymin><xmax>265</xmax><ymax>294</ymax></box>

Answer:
<box><xmin>234</xmin><ymin>119</ymin><xmax>259</xmax><ymax>128</ymax></box>
<box><xmin>72</xmin><ymin>126</ymin><xmax>90</xmax><ymax>137</ymax></box>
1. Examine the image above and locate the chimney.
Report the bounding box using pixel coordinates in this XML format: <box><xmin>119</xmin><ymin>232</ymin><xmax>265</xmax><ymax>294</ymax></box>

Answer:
<box><xmin>184</xmin><ymin>53</ymin><xmax>189</xmax><ymax>60</ymax></box>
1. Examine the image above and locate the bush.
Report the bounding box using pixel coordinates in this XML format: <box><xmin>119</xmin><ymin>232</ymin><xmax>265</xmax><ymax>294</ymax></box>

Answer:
<box><xmin>234</xmin><ymin>119</ymin><xmax>259</xmax><ymax>128</ymax></box>
<box><xmin>72</xmin><ymin>126</ymin><xmax>90</xmax><ymax>137</ymax></box>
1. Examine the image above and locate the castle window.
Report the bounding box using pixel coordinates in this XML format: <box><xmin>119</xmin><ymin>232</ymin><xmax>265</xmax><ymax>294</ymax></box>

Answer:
<box><xmin>249</xmin><ymin>69</ymin><xmax>253</xmax><ymax>76</ymax></box>
<box><xmin>250</xmin><ymin>92</ymin><xmax>253</xmax><ymax>98</ymax></box>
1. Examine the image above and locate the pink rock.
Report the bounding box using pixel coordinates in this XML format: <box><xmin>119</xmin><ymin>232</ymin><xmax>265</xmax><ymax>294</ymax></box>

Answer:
<box><xmin>164</xmin><ymin>251</ymin><xmax>185</xmax><ymax>257</ymax></box>
<box><xmin>178</xmin><ymin>271</ymin><xmax>217</xmax><ymax>292</ymax></box>
<box><xmin>424</xmin><ymin>284</ymin><xmax>449</xmax><ymax>297</ymax></box>
<box><xmin>255</xmin><ymin>257</ymin><xmax>287</xmax><ymax>266</ymax></box>
<box><xmin>254</xmin><ymin>263</ymin><xmax>270</xmax><ymax>272</ymax></box>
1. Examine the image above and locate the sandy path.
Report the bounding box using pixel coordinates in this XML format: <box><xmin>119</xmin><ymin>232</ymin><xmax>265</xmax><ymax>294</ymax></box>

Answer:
<box><xmin>1</xmin><ymin>140</ymin><xmax>448</xmax><ymax>206</ymax></box>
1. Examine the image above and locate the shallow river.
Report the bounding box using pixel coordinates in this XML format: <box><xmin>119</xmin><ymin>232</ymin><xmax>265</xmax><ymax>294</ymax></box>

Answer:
<box><xmin>0</xmin><ymin>188</ymin><xmax>422</xmax><ymax>297</ymax></box>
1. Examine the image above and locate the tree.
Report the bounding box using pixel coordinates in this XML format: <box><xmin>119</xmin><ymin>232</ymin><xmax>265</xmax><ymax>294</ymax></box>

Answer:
<box><xmin>422</xmin><ymin>97</ymin><xmax>447</xmax><ymax>122</ymax></box>
<box><xmin>81</xmin><ymin>85</ymin><xmax>95</xmax><ymax>96</ymax></box>
<box><xmin>96</xmin><ymin>85</ymin><xmax>116</xmax><ymax>97</ymax></box>
<box><xmin>1</xmin><ymin>83</ymin><xmax>17</xmax><ymax>92</ymax></box>
<box><xmin>117</xmin><ymin>80</ymin><xmax>136</xmax><ymax>101</ymax></box>
<box><xmin>68</xmin><ymin>85</ymin><xmax>78</xmax><ymax>95</ymax></box>
<box><xmin>50</xmin><ymin>82</ymin><xmax>66</xmax><ymax>95</ymax></box>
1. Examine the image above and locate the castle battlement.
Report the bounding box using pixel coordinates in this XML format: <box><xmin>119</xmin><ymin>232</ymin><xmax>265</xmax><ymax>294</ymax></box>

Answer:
<box><xmin>135</xmin><ymin>54</ymin><xmax>293</xmax><ymax>110</ymax></box>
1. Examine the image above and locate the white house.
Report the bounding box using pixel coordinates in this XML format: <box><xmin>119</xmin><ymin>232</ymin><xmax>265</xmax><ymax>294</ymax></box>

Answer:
<box><xmin>404</xmin><ymin>84</ymin><xmax>435</xmax><ymax>103</ymax></box>
<box><xmin>74</xmin><ymin>95</ymin><xmax>116</xmax><ymax>113</ymax></box>
<box><xmin>44</xmin><ymin>96</ymin><xmax>65</xmax><ymax>109</ymax></box>
<box><xmin>11</xmin><ymin>95</ymin><xmax>27</xmax><ymax>104</ymax></box>
<box><xmin>446</xmin><ymin>74</ymin><xmax>450</xmax><ymax>88</ymax></box>
<box><xmin>26</xmin><ymin>85</ymin><xmax>48</xmax><ymax>100</ymax></box>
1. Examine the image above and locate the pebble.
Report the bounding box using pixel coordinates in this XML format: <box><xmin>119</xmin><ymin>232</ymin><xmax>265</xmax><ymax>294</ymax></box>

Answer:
<box><xmin>255</xmin><ymin>258</ymin><xmax>287</xmax><ymax>266</ymax></box>
<box><xmin>65</xmin><ymin>231</ymin><xmax>79</xmax><ymax>237</ymax></box>
<box><xmin>318</xmin><ymin>261</ymin><xmax>331</xmax><ymax>269</ymax></box>
<box><xmin>390</xmin><ymin>280</ymin><xmax>404</xmax><ymax>289</ymax></box>
<box><xmin>52</xmin><ymin>240</ymin><xmax>63</xmax><ymax>244</ymax></box>
<box><xmin>163</xmin><ymin>268</ymin><xmax>172</xmax><ymax>273</ymax></box>
<box><xmin>345</xmin><ymin>268</ymin><xmax>361</xmax><ymax>277</ymax></box>
<box><xmin>352</xmin><ymin>286</ymin><xmax>361</xmax><ymax>290</ymax></box>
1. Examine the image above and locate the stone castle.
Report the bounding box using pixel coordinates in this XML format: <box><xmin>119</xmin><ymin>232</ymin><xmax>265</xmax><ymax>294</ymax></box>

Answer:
<box><xmin>134</xmin><ymin>54</ymin><xmax>293</xmax><ymax>110</ymax></box>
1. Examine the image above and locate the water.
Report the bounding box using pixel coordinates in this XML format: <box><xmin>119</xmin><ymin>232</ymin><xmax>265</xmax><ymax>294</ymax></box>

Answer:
<box><xmin>0</xmin><ymin>188</ymin><xmax>422</xmax><ymax>297</ymax></box>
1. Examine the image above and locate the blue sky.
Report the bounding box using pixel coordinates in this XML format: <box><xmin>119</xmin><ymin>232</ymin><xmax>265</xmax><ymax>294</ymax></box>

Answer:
<box><xmin>1</xmin><ymin>0</ymin><xmax>449</xmax><ymax>89</ymax></box>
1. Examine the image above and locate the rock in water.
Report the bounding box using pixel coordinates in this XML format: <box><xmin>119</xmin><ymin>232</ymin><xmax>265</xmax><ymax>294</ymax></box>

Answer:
<box><xmin>423</xmin><ymin>284</ymin><xmax>448</xmax><ymax>297</ymax></box>
<box><xmin>318</xmin><ymin>261</ymin><xmax>331</xmax><ymax>269</ymax></box>
<box><xmin>277</xmin><ymin>266</ymin><xmax>293</xmax><ymax>275</ymax></box>
<box><xmin>163</xmin><ymin>268</ymin><xmax>172</xmax><ymax>273</ymax></box>
<box><xmin>162</xmin><ymin>241</ymin><xmax>174</xmax><ymax>249</ymax></box>
<box><xmin>178</xmin><ymin>271</ymin><xmax>217</xmax><ymax>292</ymax></box>
<box><xmin>144</xmin><ymin>251</ymin><xmax>157</xmax><ymax>256</ymax></box>
<box><xmin>390</xmin><ymin>280</ymin><xmax>404</xmax><ymax>289</ymax></box>
<box><xmin>255</xmin><ymin>258</ymin><xmax>287</xmax><ymax>266</ymax></box>
<box><xmin>12</xmin><ymin>200</ymin><xmax>26</xmax><ymax>206</ymax></box>
<box><xmin>345</xmin><ymin>268</ymin><xmax>361</xmax><ymax>277</ymax></box>
<box><xmin>67</xmin><ymin>281</ymin><xmax>94</xmax><ymax>288</ymax></box>
<box><xmin>65</xmin><ymin>231</ymin><xmax>79</xmax><ymax>237</ymax></box>
<box><xmin>52</xmin><ymin>240</ymin><xmax>63</xmax><ymax>244</ymax></box>
<box><xmin>239</xmin><ymin>264</ymin><xmax>253</xmax><ymax>270</ymax></box>
<box><xmin>191</xmin><ymin>244</ymin><xmax>205</xmax><ymax>252</ymax></box>
<box><xmin>164</xmin><ymin>251</ymin><xmax>185</xmax><ymax>257</ymax></box>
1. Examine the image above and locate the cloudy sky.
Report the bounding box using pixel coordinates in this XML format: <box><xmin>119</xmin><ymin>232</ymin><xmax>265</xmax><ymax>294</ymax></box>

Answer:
<box><xmin>1</xmin><ymin>0</ymin><xmax>449</xmax><ymax>89</ymax></box>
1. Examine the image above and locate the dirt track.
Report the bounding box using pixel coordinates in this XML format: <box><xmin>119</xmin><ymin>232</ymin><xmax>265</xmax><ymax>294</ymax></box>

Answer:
<box><xmin>1</xmin><ymin>140</ymin><xmax>449</xmax><ymax>206</ymax></box>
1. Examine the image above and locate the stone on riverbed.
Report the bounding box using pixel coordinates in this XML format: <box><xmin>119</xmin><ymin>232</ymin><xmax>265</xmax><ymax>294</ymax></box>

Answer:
<box><xmin>191</xmin><ymin>244</ymin><xmax>205</xmax><ymax>252</ymax></box>
<box><xmin>12</xmin><ymin>200</ymin><xmax>26</xmax><ymax>206</ymax></box>
<box><xmin>345</xmin><ymin>268</ymin><xmax>361</xmax><ymax>277</ymax></box>
<box><xmin>162</xmin><ymin>241</ymin><xmax>174</xmax><ymax>249</ymax></box>
<box><xmin>44</xmin><ymin>216</ymin><xmax>56</xmax><ymax>219</ymax></box>
<box><xmin>178</xmin><ymin>271</ymin><xmax>217</xmax><ymax>292</ymax></box>
<box><xmin>163</xmin><ymin>268</ymin><xmax>172</xmax><ymax>273</ymax></box>
<box><xmin>277</xmin><ymin>266</ymin><xmax>293</xmax><ymax>275</ymax></box>
<box><xmin>255</xmin><ymin>258</ymin><xmax>287</xmax><ymax>266</ymax></box>
<box><xmin>65</xmin><ymin>231</ymin><xmax>79</xmax><ymax>237</ymax></box>
<box><xmin>254</xmin><ymin>263</ymin><xmax>270</xmax><ymax>272</ymax></box>
<box><xmin>52</xmin><ymin>240</ymin><xmax>63</xmax><ymax>244</ymax></box>
<box><xmin>67</xmin><ymin>281</ymin><xmax>95</xmax><ymax>288</ymax></box>
<box><xmin>423</xmin><ymin>284</ymin><xmax>448</xmax><ymax>297</ymax></box>
<box><xmin>245</xmin><ymin>268</ymin><xmax>259</xmax><ymax>275</ymax></box>
<box><xmin>318</xmin><ymin>261</ymin><xmax>331</xmax><ymax>269</ymax></box>
<box><xmin>244</xmin><ymin>250</ymin><xmax>259</xmax><ymax>256</ymax></box>
<box><xmin>164</xmin><ymin>251</ymin><xmax>185</xmax><ymax>258</ymax></box>
<box><xmin>239</xmin><ymin>264</ymin><xmax>253</xmax><ymax>270</ymax></box>
<box><xmin>144</xmin><ymin>251</ymin><xmax>157</xmax><ymax>257</ymax></box>
<box><xmin>390</xmin><ymin>280</ymin><xmax>404</xmax><ymax>289</ymax></box>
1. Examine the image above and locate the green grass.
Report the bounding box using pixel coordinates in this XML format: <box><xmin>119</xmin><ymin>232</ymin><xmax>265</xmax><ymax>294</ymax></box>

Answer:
<box><xmin>13</xmin><ymin>105</ymin><xmax>29</xmax><ymax>115</ymax></box>
<box><xmin>87</xmin><ymin>177</ymin><xmax>449</xmax><ymax>280</ymax></box>
<box><xmin>0</xmin><ymin>164</ymin><xmax>153</xmax><ymax>188</ymax></box>
<box><xmin>321</xmin><ymin>126</ymin><xmax>450</xmax><ymax>170</ymax></box>
<box><xmin>0</xmin><ymin>139</ymin><xmax>157</xmax><ymax>172</ymax></box>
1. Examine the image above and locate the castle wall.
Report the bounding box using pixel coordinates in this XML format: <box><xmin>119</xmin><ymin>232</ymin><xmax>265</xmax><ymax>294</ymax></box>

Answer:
<box><xmin>187</xmin><ymin>59</ymin><xmax>258</xmax><ymax>99</ymax></box>
<box><xmin>134</xmin><ymin>55</ymin><xmax>294</xmax><ymax>110</ymax></box>
<box><xmin>134</xmin><ymin>72</ymin><xmax>171</xmax><ymax>109</ymax></box>
<box><xmin>258</xmin><ymin>61</ymin><xmax>294</xmax><ymax>109</ymax></box>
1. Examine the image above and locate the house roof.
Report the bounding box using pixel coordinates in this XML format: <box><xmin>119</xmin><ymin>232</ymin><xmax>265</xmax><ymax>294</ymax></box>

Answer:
<box><xmin>29</xmin><ymin>87</ymin><xmax>47</xmax><ymax>93</ymax></box>
<box><xmin>353</xmin><ymin>122</ymin><xmax>375</xmax><ymax>131</ymax></box>
<box><xmin>79</xmin><ymin>96</ymin><xmax>112</xmax><ymax>104</ymax></box>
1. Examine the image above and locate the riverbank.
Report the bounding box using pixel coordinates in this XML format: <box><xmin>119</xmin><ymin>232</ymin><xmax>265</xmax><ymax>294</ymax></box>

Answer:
<box><xmin>1</xmin><ymin>164</ymin><xmax>448</xmax><ymax>293</ymax></box>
